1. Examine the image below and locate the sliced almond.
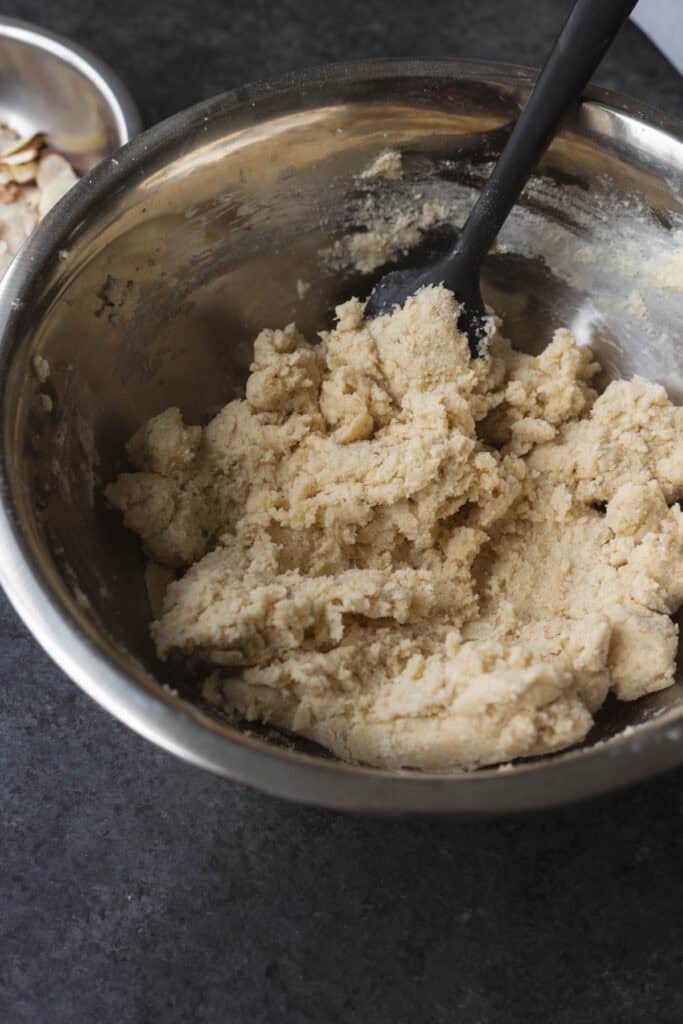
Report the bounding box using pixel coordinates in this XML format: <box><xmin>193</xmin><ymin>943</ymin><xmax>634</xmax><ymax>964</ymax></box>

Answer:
<box><xmin>0</xmin><ymin>160</ymin><xmax>39</xmax><ymax>184</ymax></box>
<box><xmin>0</xmin><ymin>124</ymin><xmax>78</xmax><ymax>276</ymax></box>
<box><xmin>0</xmin><ymin>132</ymin><xmax>45</xmax><ymax>159</ymax></box>
<box><xmin>0</xmin><ymin>183</ymin><xmax>21</xmax><ymax>203</ymax></box>
<box><xmin>0</xmin><ymin>126</ymin><xmax>18</xmax><ymax>152</ymax></box>
<box><xmin>37</xmin><ymin>153</ymin><xmax>77</xmax><ymax>218</ymax></box>
<box><xmin>0</xmin><ymin>196</ymin><xmax>38</xmax><ymax>254</ymax></box>
<box><xmin>1</xmin><ymin>147</ymin><xmax>40</xmax><ymax>166</ymax></box>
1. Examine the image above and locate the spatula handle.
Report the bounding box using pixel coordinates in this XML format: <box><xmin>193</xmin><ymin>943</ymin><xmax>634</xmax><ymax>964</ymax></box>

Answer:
<box><xmin>452</xmin><ymin>0</ymin><xmax>638</xmax><ymax>270</ymax></box>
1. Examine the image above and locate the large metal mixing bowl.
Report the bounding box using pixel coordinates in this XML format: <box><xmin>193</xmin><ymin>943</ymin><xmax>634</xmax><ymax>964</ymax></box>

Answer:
<box><xmin>1</xmin><ymin>60</ymin><xmax>682</xmax><ymax>813</ymax></box>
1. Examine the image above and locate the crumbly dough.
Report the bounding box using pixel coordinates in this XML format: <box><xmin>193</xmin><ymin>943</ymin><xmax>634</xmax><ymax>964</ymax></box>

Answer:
<box><xmin>107</xmin><ymin>286</ymin><xmax>683</xmax><ymax>770</ymax></box>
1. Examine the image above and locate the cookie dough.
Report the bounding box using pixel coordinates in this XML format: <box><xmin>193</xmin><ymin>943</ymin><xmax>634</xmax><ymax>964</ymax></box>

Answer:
<box><xmin>107</xmin><ymin>286</ymin><xmax>683</xmax><ymax>770</ymax></box>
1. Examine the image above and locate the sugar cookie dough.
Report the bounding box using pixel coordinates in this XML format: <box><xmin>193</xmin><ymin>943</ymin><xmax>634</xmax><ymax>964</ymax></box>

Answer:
<box><xmin>107</xmin><ymin>286</ymin><xmax>683</xmax><ymax>770</ymax></box>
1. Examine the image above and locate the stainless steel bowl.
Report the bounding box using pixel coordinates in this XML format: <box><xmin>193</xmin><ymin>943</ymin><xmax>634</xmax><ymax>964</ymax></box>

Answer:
<box><xmin>1</xmin><ymin>59</ymin><xmax>682</xmax><ymax>814</ymax></box>
<box><xmin>0</xmin><ymin>15</ymin><xmax>140</xmax><ymax>164</ymax></box>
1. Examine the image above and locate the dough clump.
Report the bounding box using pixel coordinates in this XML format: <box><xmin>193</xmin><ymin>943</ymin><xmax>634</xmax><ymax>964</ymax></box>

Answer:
<box><xmin>107</xmin><ymin>286</ymin><xmax>683</xmax><ymax>770</ymax></box>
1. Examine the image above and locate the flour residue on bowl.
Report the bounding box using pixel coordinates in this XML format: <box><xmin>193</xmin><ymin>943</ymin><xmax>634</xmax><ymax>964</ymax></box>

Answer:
<box><xmin>320</xmin><ymin>149</ymin><xmax>683</xmax><ymax>402</ymax></box>
<box><xmin>359</xmin><ymin>147</ymin><xmax>404</xmax><ymax>181</ymax></box>
<box><xmin>323</xmin><ymin>198</ymin><xmax>452</xmax><ymax>274</ymax></box>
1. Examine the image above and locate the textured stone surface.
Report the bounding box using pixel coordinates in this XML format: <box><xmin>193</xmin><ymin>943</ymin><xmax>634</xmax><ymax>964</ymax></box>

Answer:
<box><xmin>2</xmin><ymin>1</ymin><xmax>683</xmax><ymax>1021</ymax></box>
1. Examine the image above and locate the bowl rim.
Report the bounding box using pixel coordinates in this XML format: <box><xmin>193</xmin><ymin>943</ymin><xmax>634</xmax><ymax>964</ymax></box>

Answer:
<box><xmin>0</xmin><ymin>14</ymin><xmax>141</xmax><ymax>146</ymax></box>
<box><xmin>1</xmin><ymin>56</ymin><xmax>682</xmax><ymax>815</ymax></box>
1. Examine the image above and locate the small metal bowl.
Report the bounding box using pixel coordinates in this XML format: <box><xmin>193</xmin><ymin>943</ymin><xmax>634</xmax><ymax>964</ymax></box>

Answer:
<box><xmin>0</xmin><ymin>15</ymin><xmax>139</xmax><ymax>165</ymax></box>
<box><xmin>0</xmin><ymin>60</ymin><xmax>682</xmax><ymax>814</ymax></box>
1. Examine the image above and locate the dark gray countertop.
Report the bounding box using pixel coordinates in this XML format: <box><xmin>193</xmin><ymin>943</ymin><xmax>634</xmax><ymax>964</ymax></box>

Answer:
<box><xmin>2</xmin><ymin>2</ymin><xmax>683</xmax><ymax>1021</ymax></box>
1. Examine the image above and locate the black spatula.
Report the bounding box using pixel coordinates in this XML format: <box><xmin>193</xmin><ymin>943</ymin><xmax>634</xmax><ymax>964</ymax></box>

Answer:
<box><xmin>364</xmin><ymin>0</ymin><xmax>639</xmax><ymax>354</ymax></box>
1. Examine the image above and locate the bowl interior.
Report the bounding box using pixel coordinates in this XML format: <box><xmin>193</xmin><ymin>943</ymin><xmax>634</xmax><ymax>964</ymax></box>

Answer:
<box><xmin>3</xmin><ymin>63</ymin><xmax>683</xmax><ymax>793</ymax></box>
